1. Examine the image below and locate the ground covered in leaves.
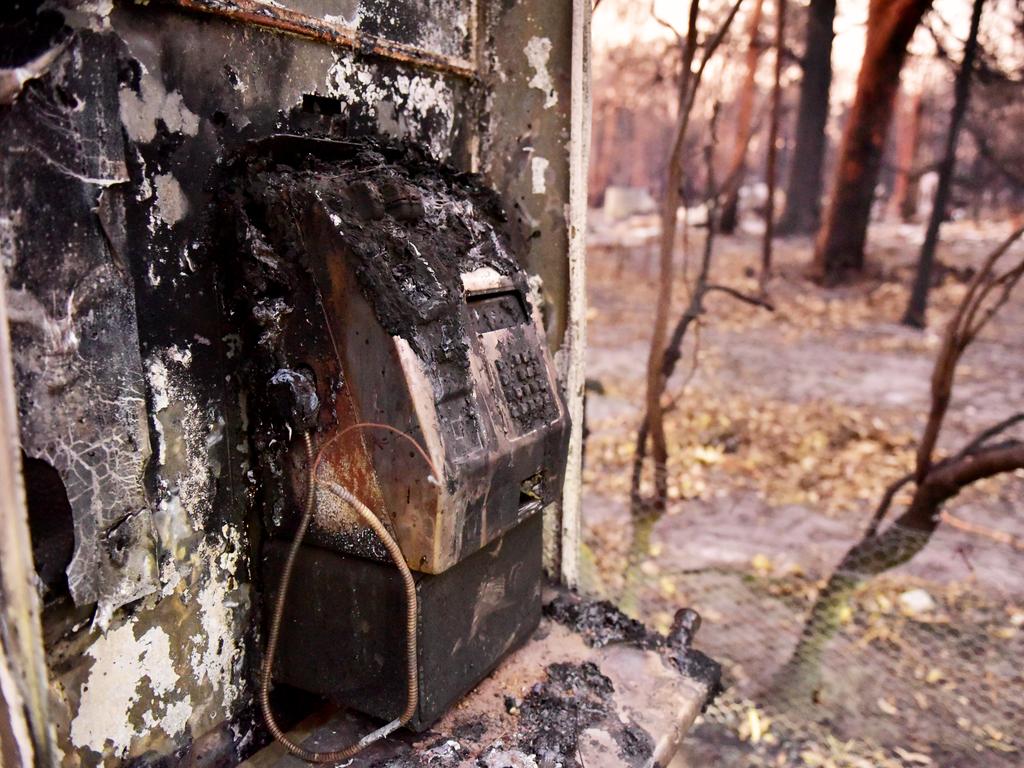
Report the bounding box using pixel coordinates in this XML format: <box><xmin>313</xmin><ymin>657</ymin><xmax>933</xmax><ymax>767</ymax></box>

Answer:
<box><xmin>581</xmin><ymin>216</ymin><xmax>1024</xmax><ymax>767</ymax></box>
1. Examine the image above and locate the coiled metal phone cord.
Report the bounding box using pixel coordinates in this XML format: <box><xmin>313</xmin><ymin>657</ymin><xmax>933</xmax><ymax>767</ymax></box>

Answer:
<box><xmin>260</xmin><ymin>425</ymin><xmax>436</xmax><ymax>762</ymax></box>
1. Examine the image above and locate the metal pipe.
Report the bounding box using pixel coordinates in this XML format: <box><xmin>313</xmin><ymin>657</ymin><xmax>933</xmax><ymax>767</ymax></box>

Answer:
<box><xmin>163</xmin><ymin>0</ymin><xmax>477</xmax><ymax>79</ymax></box>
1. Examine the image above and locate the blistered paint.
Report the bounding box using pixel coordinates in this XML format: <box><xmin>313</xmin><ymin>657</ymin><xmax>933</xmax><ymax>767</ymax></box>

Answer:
<box><xmin>525</xmin><ymin>36</ymin><xmax>558</xmax><ymax>109</ymax></box>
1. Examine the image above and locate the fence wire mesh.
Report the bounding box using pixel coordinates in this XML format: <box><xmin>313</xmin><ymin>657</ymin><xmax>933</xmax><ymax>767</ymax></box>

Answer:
<box><xmin>583</xmin><ymin>514</ymin><xmax>1023</xmax><ymax>767</ymax></box>
<box><xmin>581</xmin><ymin>221</ymin><xmax>1024</xmax><ymax>768</ymax></box>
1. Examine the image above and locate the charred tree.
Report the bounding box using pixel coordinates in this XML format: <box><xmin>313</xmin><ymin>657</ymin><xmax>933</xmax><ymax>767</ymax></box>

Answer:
<box><xmin>761</xmin><ymin>0</ymin><xmax>787</xmax><ymax>281</ymax></box>
<box><xmin>718</xmin><ymin>0</ymin><xmax>766</xmax><ymax>234</ymax></box>
<box><xmin>642</xmin><ymin>0</ymin><xmax>703</xmax><ymax>530</ymax></box>
<box><xmin>887</xmin><ymin>88</ymin><xmax>925</xmax><ymax>221</ymax></box>
<box><xmin>776</xmin><ymin>0</ymin><xmax>836</xmax><ymax>235</ymax></box>
<box><xmin>811</xmin><ymin>0</ymin><xmax>933</xmax><ymax>284</ymax></box>
<box><xmin>638</xmin><ymin>0</ymin><xmax>744</xmax><ymax>527</ymax></box>
<box><xmin>627</xmin><ymin>104</ymin><xmax>773</xmax><ymax>612</ymax></box>
<box><xmin>902</xmin><ymin>0</ymin><xmax>985</xmax><ymax>328</ymax></box>
<box><xmin>770</xmin><ymin>224</ymin><xmax>1024</xmax><ymax>706</ymax></box>
<box><xmin>627</xmin><ymin>0</ymin><xmax>772</xmax><ymax>612</ymax></box>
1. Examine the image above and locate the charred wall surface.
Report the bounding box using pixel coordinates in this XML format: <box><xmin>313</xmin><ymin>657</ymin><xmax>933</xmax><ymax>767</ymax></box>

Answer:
<box><xmin>0</xmin><ymin>0</ymin><xmax>574</xmax><ymax>765</ymax></box>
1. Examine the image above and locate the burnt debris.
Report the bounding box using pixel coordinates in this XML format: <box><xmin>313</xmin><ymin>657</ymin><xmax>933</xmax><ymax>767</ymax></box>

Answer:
<box><xmin>514</xmin><ymin>661</ymin><xmax>654</xmax><ymax>766</ymax></box>
<box><xmin>220</xmin><ymin>134</ymin><xmax>527</xmax><ymax>450</ymax></box>
<box><xmin>544</xmin><ymin>593</ymin><xmax>663</xmax><ymax>650</ymax></box>
<box><xmin>545</xmin><ymin>593</ymin><xmax>724</xmax><ymax>708</ymax></box>
<box><xmin>268</xmin><ymin>368</ymin><xmax>320</xmax><ymax>431</ymax></box>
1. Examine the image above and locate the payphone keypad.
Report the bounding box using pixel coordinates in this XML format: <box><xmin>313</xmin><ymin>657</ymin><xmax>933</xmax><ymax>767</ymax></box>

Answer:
<box><xmin>495</xmin><ymin>346</ymin><xmax>555</xmax><ymax>435</ymax></box>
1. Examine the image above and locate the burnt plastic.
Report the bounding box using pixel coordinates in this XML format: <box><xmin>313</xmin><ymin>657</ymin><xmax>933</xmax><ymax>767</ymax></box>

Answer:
<box><xmin>224</xmin><ymin>136</ymin><xmax>569</xmax><ymax>574</ymax></box>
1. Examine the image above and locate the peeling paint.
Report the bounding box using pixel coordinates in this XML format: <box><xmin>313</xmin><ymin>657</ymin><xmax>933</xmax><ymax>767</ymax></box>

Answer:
<box><xmin>148</xmin><ymin>357</ymin><xmax>170</xmax><ymax>411</ymax></box>
<box><xmin>190</xmin><ymin>531</ymin><xmax>246</xmax><ymax>716</ymax></box>
<box><xmin>119</xmin><ymin>72</ymin><xmax>200</xmax><ymax>144</ymax></box>
<box><xmin>525</xmin><ymin>36</ymin><xmax>558</xmax><ymax>109</ymax></box>
<box><xmin>531</xmin><ymin>155</ymin><xmax>549</xmax><ymax>195</ymax></box>
<box><xmin>325</xmin><ymin>53</ymin><xmax>455</xmax><ymax>157</ymax></box>
<box><xmin>153</xmin><ymin>173</ymin><xmax>189</xmax><ymax>227</ymax></box>
<box><xmin>71</xmin><ymin>623</ymin><xmax>188</xmax><ymax>756</ymax></box>
<box><xmin>146</xmin><ymin>348</ymin><xmax>217</xmax><ymax>526</ymax></box>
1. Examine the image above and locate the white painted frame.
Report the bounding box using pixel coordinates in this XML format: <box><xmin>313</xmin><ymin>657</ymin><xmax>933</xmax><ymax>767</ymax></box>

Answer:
<box><xmin>559</xmin><ymin>0</ymin><xmax>592</xmax><ymax>588</ymax></box>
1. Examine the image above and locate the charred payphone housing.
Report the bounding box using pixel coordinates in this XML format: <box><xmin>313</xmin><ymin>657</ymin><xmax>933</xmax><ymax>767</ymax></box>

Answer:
<box><xmin>225</xmin><ymin>136</ymin><xmax>568</xmax><ymax>727</ymax></box>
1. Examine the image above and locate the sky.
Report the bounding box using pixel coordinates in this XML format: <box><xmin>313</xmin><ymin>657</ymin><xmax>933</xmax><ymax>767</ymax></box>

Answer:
<box><xmin>591</xmin><ymin>0</ymin><xmax>981</xmax><ymax>106</ymax></box>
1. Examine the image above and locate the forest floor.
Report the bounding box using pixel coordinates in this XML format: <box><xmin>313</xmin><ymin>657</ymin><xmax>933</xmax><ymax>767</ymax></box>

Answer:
<box><xmin>580</xmin><ymin>214</ymin><xmax>1024</xmax><ymax>768</ymax></box>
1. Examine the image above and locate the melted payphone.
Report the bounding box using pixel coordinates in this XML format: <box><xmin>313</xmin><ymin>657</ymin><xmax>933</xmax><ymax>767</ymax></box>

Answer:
<box><xmin>224</xmin><ymin>137</ymin><xmax>569</xmax><ymax>729</ymax></box>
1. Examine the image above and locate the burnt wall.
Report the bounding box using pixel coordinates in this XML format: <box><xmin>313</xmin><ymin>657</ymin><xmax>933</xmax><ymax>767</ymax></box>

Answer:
<box><xmin>0</xmin><ymin>0</ymin><xmax>575</xmax><ymax>765</ymax></box>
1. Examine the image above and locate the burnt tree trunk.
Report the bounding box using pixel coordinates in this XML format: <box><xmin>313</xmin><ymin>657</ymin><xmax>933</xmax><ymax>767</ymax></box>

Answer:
<box><xmin>902</xmin><ymin>0</ymin><xmax>985</xmax><ymax>328</ymax></box>
<box><xmin>811</xmin><ymin>0</ymin><xmax>932</xmax><ymax>284</ymax></box>
<box><xmin>718</xmin><ymin>0</ymin><xmax>765</xmax><ymax>234</ymax></box>
<box><xmin>776</xmin><ymin>0</ymin><xmax>836</xmax><ymax>235</ymax></box>
<box><xmin>761</xmin><ymin>0</ymin><xmax>786</xmax><ymax>280</ymax></box>
<box><xmin>887</xmin><ymin>88</ymin><xmax>925</xmax><ymax>221</ymax></box>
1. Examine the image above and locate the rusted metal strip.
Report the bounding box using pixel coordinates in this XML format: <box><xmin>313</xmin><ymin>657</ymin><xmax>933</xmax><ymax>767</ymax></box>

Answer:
<box><xmin>164</xmin><ymin>0</ymin><xmax>478</xmax><ymax>78</ymax></box>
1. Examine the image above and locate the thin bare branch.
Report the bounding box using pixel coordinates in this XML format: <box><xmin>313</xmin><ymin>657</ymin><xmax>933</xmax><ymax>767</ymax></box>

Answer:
<box><xmin>863</xmin><ymin>473</ymin><xmax>915</xmax><ymax>539</ymax></box>
<box><xmin>679</xmin><ymin>0</ymin><xmax>746</xmax><ymax>123</ymax></box>
<box><xmin>866</xmin><ymin>412</ymin><xmax>1024</xmax><ymax>539</ymax></box>
<box><xmin>650</xmin><ymin>0</ymin><xmax>685</xmax><ymax>44</ymax></box>
<box><xmin>634</xmin><ymin>3</ymin><xmax>745</xmax><ymax>521</ymax></box>
<box><xmin>916</xmin><ymin>224</ymin><xmax>1024</xmax><ymax>481</ymax></box>
<box><xmin>964</xmin><ymin>259</ymin><xmax>1024</xmax><ymax>344</ymax></box>
<box><xmin>924</xmin><ymin>442</ymin><xmax>1024</xmax><ymax>496</ymax></box>
<box><xmin>699</xmin><ymin>0</ymin><xmax>746</xmax><ymax>68</ymax></box>
<box><xmin>638</xmin><ymin>0</ymin><xmax>704</xmax><ymax>518</ymax></box>
<box><xmin>670</xmin><ymin>322</ymin><xmax>704</xmax><ymax>406</ymax></box>
<box><xmin>958</xmin><ymin>412</ymin><xmax>1024</xmax><ymax>456</ymax></box>
<box><xmin>661</xmin><ymin>103</ymin><xmax>724</xmax><ymax>382</ymax></box>
<box><xmin>958</xmin><ymin>225</ymin><xmax>1024</xmax><ymax>344</ymax></box>
<box><xmin>940</xmin><ymin>510</ymin><xmax>1024</xmax><ymax>551</ymax></box>
<box><xmin>965</xmin><ymin>122</ymin><xmax>1024</xmax><ymax>188</ymax></box>
<box><xmin>704</xmin><ymin>284</ymin><xmax>775</xmax><ymax>310</ymax></box>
